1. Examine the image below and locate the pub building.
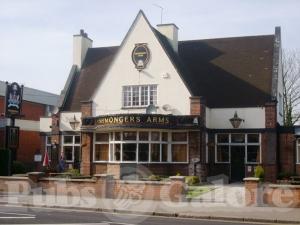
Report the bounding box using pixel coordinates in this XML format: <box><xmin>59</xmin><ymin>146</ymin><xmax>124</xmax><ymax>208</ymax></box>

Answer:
<box><xmin>40</xmin><ymin>10</ymin><xmax>299</xmax><ymax>182</ymax></box>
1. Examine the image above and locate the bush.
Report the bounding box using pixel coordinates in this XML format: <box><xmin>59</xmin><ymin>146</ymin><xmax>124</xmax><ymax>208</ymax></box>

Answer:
<box><xmin>66</xmin><ymin>168</ymin><xmax>81</xmax><ymax>177</ymax></box>
<box><xmin>12</xmin><ymin>161</ymin><xmax>26</xmax><ymax>174</ymax></box>
<box><xmin>148</xmin><ymin>174</ymin><xmax>161</xmax><ymax>181</ymax></box>
<box><xmin>254</xmin><ymin>165</ymin><xmax>264</xmax><ymax>180</ymax></box>
<box><xmin>185</xmin><ymin>176</ymin><xmax>200</xmax><ymax>186</ymax></box>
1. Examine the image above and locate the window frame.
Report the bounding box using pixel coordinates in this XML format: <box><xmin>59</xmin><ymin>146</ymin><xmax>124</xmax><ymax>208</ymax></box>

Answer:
<box><xmin>45</xmin><ymin>136</ymin><xmax>52</xmax><ymax>161</ymax></box>
<box><xmin>214</xmin><ymin>133</ymin><xmax>261</xmax><ymax>164</ymax></box>
<box><xmin>62</xmin><ymin>135</ymin><xmax>81</xmax><ymax>163</ymax></box>
<box><xmin>122</xmin><ymin>85</ymin><xmax>158</xmax><ymax>108</ymax></box>
<box><xmin>93</xmin><ymin>130</ymin><xmax>188</xmax><ymax>164</ymax></box>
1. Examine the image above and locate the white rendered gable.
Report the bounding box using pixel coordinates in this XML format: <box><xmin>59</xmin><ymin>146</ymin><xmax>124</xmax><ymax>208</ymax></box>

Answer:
<box><xmin>92</xmin><ymin>11</ymin><xmax>191</xmax><ymax>116</ymax></box>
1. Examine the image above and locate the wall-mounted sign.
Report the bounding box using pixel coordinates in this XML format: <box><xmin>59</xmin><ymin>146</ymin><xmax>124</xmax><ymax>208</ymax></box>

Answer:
<box><xmin>82</xmin><ymin>114</ymin><xmax>201</xmax><ymax>130</ymax></box>
<box><xmin>34</xmin><ymin>154</ymin><xmax>42</xmax><ymax>162</ymax></box>
<box><xmin>6</xmin><ymin>126</ymin><xmax>19</xmax><ymax>149</ymax></box>
<box><xmin>5</xmin><ymin>82</ymin><xmax>23</xmax><ymax>117</ymax></box>
<box><xmin>132</xmin><ymin>43</ymin><xmax>150</xmax><ymax>71</ymax></box>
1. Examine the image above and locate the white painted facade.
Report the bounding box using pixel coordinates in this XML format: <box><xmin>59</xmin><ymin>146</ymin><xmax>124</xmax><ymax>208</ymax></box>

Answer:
<box><xmin>40</xmin><ymin>117</ymin><xmax>52</xmax><ymax>133</ymax></box>
<box><xmin>206</xmin><ymin>107</ymin><xmax>265</xmax><ymax>129</ymax></box>
<box><xmin>14</xmin><ymin>119</ymin><xmax>40</xmax><ymax>132</ymax></box>
<box><xmin>59</xmin><ymin>112</ymin><xmax>82</xmax><ymax>132</ymax></box>
<box><xmin>92</xmin><ymin>12</ymin><xmax>191</xmax><ymax>116</ymax></box>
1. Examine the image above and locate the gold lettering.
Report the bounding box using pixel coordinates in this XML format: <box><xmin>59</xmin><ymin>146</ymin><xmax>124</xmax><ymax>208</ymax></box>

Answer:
<box><xmin>158</xmin><ymin>117</ymin><xmax>164</xmax><ymax>124</ymax></box>
<box><xmin>136</xmin><ymin>117</ymin><xmax>141</xmax><ymax>123</ymax></box>
<box><xmin>119</xmin><ymin>116</ymin><xmax>124</xmax><ymax>123</ymax></box>
<box><xmin>104</xmin><ymin>118</ymin><xmax>109</xmax><ymax>124</ymax></box>
<box><xmin>152</xmin><ymin>117</ymin><xmax>157</xmax><ymax>123</ymax></box>
<box><xmin>130</xmin><ymin>116</ymin><xmax>135</xmax><ymax>123</ymax></box>
<box><xmin>124</xmin><ymin>116</ymin><xmax>129</xmax><ymax>123</ymax></box>
<box><xmin>113</xmin><ymin>117</ymin><xmax>119</xmax><ymax>124</ymax></box>
<box><xmin>109</xmin><ymin>117</ymin><xmax>114</xmax><ymax>123</ymax></box>
<box><xmin>147</xmin><ymin>117</ymin><xmax>152</xmax><ymax>123</ymax></box>
<box><xmin>165</xmin><ymin>117</ymin><xmax>169</xmax><ymax>124</ymax></box>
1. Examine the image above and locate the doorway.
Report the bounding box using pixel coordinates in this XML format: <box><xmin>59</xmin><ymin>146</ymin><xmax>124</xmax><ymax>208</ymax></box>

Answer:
<box><xmin>230</xmin><ymin>146</ymin><xmax>245</xmax><ymax>182</ymax></box>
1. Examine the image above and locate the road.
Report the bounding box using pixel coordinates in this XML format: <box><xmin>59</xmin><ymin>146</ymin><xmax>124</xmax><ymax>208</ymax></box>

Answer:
<box><xmin>0</xmin><ymin>205</ymin><xmax>283</xmax><ymax>225</ymax></box>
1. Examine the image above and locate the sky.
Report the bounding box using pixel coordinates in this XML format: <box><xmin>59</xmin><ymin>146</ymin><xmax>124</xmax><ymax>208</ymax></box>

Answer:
<box><xmin>0</xmin><ymin>0</ymin><xmax>300</xmax><ymax>95</ymax></box>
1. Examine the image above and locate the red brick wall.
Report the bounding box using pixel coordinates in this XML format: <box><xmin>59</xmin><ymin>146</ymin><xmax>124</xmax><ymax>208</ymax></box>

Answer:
<box><xmin>279</xmin><ymin>133</ymin><xmax>295</xmax><ymax>174</ymax></box>
<box><xmin>17</xmin><ymin>130</ymin><xmax>41</xmax><ymax>163</ymax></box>
<box><xmin>0</xmin><ymin>96</ymin><xmax>46</xmax><ymax>121</ymax></box>
<box><xmin>265</xmin><ymin>101</ymin><xmax>277</xmax><ymax>128</ymax></box>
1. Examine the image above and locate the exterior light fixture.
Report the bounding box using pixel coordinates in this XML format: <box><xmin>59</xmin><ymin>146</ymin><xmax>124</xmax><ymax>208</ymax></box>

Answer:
<box><xmin>229</xmin><ymin>111</ymin><xmax>244</xmax><ymax>128</ymax></box>
<box><xmin>69</xmin><ymin>115</ymin><xmax>80</xmax><ymax>130</ymax></box>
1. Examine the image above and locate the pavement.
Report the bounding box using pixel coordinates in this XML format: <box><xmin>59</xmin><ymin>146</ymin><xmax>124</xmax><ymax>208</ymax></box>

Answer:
<box><xmin>0</xmin><ymin>184</ymin><xmax>300</xmax><ymax>224</ymax></box>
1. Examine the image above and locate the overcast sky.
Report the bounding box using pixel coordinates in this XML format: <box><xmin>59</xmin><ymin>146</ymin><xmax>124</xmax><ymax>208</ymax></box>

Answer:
<box><xmin>0</xmin><ymin>0</ymin><xmax>299</xmax><ymax>95</ymax></box>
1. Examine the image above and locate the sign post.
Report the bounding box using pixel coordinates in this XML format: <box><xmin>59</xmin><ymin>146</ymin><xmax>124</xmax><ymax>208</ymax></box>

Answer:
<box><xmin>4</xmin><ymin>82</ymin><xmax>23</xmax><ymax>174</ymax></box>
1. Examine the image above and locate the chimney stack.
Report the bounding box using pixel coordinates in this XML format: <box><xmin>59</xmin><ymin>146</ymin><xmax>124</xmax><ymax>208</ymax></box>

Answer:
<box><xmin>73</xmin><ymin>29</ymin><xmax>93</xmax><ymax>68</ymax></box>
<box><xmin>157</xmin><ymin>24</ymin><xmax>179</xmax><ymax>52</ymax></box>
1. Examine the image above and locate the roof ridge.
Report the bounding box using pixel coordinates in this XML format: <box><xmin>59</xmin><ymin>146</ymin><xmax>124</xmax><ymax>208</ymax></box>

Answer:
<box><xmin>179</xmin><ymin>34</ymin><xmax>275</xmax><ymax>43</ymax></box>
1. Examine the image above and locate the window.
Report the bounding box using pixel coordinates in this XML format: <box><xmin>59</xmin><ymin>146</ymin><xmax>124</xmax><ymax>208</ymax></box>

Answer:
<box><xmin>93</xmin><ymin>131</ymin><xmax>188</xmax><ymax>163</ymax></box>
<box><xmin>297</xmin><ymin>139</ymin><xmax>300</xmax><ymax>164</ymax></box>
<box><xmin>246</xmin><ymin>134</ymin><xmax>260</xmax><ymax>164</ymax></box>
<box><xmin>62</xmin><ymin>135</ymin><xmax>81</xmax><ymax>162</ymax></box>
<box><xmin>122</xmin><ymin>85</ymin><xmax>157</xmax><ymax>107</ymax></box>
<box><xmin>94</xmin><ymin>133</ymin><xmax>109</xmax><ymax>161</ymax></box>
<box><xmin>171</xmin><ymin>132</ymin><xmax>188</xmax><ymax>162</ymax></box>
<box><xmin>215</xmin><ymin>133</ymin><xmax>261</xmax><ymax>164</ymax></box>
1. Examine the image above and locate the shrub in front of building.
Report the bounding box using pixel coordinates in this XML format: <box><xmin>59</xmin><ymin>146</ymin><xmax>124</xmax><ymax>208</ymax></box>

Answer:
<box><xmin>254</xmin><ymin>165</ymin><xmax>265</xmax><ymax>180</ymax></box>
<box><xmin>185</xmin><ymin>176</ymin><xmax>200</xmax><ymax>186</ymax></box>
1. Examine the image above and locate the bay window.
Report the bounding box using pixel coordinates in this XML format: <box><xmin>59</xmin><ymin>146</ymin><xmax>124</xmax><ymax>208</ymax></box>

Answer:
<box><xmin>93</xmin><ymin>131</ymin><xmax>188</xmax><ymax>163</ymax></box>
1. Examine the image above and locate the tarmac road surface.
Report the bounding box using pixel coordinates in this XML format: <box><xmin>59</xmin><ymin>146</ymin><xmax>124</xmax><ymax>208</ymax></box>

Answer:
<box><xmin>0</xmin><ymin>205</ymin><xmax>289</xmax><ymax>225</ymax></box>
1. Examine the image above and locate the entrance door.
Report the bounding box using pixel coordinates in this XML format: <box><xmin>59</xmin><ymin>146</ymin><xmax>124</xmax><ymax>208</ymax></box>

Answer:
<box><xmin>230</xmin><ymin>146</ymin><xmax>245</xmax><ymax>182</ymax></box>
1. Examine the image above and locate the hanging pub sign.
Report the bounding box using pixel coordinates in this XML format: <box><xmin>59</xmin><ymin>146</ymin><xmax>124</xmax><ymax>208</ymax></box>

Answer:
<box><xmin>132</xmin><ymin>43</ymin><xmax>150</xmax><ymax>70</ymax></box>
<box><xmin>6</xmin><ymin>126</ymin><xmax>19</xmax><ymax>149</ymax></box>
<box><xmin>5</xmin><ymin>82</ymin><xmax>23</xmax><ymax>117</ymax></box>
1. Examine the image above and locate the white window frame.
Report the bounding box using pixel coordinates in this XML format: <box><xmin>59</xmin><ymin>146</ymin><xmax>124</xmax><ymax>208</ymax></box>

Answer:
<box><xmin>297</xmin><ymin>139</ymin><xmax>300</xmax><ymax>164</ymax></box>
<box><xmin>45</xmin><ymin>136</ymin><xmax>52</xmax><ymax>161</ymax></box>
<box><xmin>62</xmin><ymin>135</ymin><xmax>81</xmax><ymax>163</ymax></box>
<box><xmin>122</xmin><ymin>85</ymin><xmax>157</xmax><ymax>108</ymax></box>
<box><xmin>214</xmin><ymin>133</ymin><xmax>261</xmax><ymax>164</ymax></box>
<box><xmin>93</xmin><ymin>130</ymin><xmax>188</xmax><ymax>164</ymax></box>
<box><xmin>93</xmin><ymin>133</ymin><xmax>110</xmax><ymax>162</ymax></box>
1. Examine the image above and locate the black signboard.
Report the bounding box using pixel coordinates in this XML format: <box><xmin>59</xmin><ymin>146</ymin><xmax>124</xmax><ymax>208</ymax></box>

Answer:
<box><xmin>82</xmin><ymin>114</ymin><xmax>201</xmax><ymax>130</ymax></box>
<box><xmin>132</xmin><ymin>43</ymin><xmax>150</xmax><ymax>70</ymax></box>
<box><xmin>6</xmin><ymin>126</ymin><xmax>19</xmax><ymax>149</ymax></box>
<box><xmin>5</xmin><ymin>82</ymin><xmax>23</xmax><ymax>117</ymax></box>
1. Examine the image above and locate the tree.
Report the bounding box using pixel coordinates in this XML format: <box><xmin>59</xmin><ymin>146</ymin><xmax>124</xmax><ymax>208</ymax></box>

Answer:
<box><xmin>282</xmin><ymin>49</ymin><xmax>300</xmax><ymax>126</ymax></box>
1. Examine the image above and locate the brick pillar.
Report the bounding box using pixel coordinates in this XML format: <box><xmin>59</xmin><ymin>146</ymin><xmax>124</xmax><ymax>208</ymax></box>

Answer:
<box><xmin>81</xmin><ymin>100</ymin><xmax>93</xmax><ymax>117</ymax></box>
<box><xmin>27</xmin><ymin>172</ymin><xmax>44</xmax><ymax>194</ymax></box>
<box><xmin>189</xmin><ymin>96</ymin><xmax>207</xmax><ymax>181</ymax></box>
<box><xmin>49</xmin><ymin>114</ymin><xmax>60</xmax><ymax>168</ymax></box>
<box><xmin>169</xmin><ymin>176</ymin><xmax>186</xmax><ymax>202</ymax></box>
<box><xmin>80</xmin><ymin>101</ymin><xmax>93</xmax><ymax>176</ymax></box>
<box><xmin>244</xmin><ymin>177</ymin><xmax>262</xmax><ymax>206</ymax></box>
<box><xmin>94</xmin><ymin>174</ymin><xmax>114</xmax><ymax>198</ymax></box>
<box><xmin>263</xmin><ymin>101</ymin><xmax>278</xmax><ymax>182</ymax></box>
